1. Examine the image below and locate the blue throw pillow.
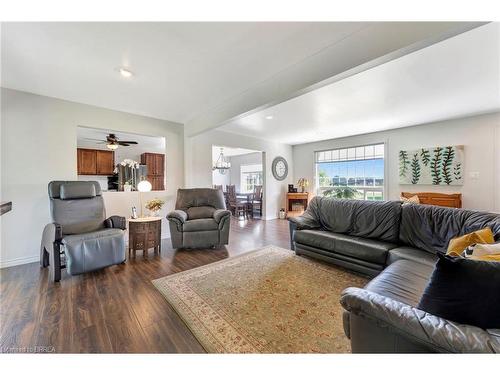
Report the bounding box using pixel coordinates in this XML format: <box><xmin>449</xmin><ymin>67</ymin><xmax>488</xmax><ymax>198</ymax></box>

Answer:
<box><xmin>417</xmin><ymin>253</ymin><xmax>500</xmax><ymax>329</ymax></box>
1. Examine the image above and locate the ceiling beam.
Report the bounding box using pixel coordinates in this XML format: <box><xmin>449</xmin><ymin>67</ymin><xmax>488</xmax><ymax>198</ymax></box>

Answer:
<box><xmin>184</xmin><ymin>22</ymin><xmax>486</xmax><ymax>138</ymax></box>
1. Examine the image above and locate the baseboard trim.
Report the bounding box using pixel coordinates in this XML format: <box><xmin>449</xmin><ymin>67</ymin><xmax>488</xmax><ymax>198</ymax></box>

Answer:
<box><xmin>0</xmin><ymin>255</ymin><xmax>39</xmax><ymax>269</ymax></box>
<box><xmin>1</xmin><ymin>235</ymin><xmax>171</xmax><ymax>269</ymax></box>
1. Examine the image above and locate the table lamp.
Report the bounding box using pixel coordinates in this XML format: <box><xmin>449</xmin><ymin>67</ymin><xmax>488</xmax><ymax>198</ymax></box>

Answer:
<box><xmin>137</xmin><ymin>179</ymin><xmax>152</xmax><ymax>217</ymax></box>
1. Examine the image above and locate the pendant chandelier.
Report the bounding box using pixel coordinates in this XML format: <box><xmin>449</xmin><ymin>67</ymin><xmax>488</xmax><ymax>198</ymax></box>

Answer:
<box><xmin>212</xmin><ymin>147</ymin><xmax>231</xmax><ymax>174</ymax></box>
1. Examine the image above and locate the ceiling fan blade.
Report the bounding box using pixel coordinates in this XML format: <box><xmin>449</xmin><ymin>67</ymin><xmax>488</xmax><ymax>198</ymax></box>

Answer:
<box><xmin>118</xmin><ymin>141</ymin><xmax>138</xmax><ymax>144</ymax></box>
<box><xmin>81</xmin><ymin>137</ymin><xmax>104</xmax><ymax>142</ymax></box>
<box><xmin>118</xmin><ymin>143</ymin><xmax>131</xmax><ymax>146</ymax></box>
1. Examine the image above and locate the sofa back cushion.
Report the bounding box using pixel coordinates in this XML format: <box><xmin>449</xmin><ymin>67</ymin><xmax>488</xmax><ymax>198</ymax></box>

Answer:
<box><xmin>48</xmin><ymin>181</ymin><xmax>106</xmax><ymax>235</ymax></box>
<box><xmin>399</xmin><ymin>204</ymin><xmax>500</xmax><ymax>254</ymax></box>
<box><xmin>175</xmin><ymin>188</ymin><xmax>226</xmax><ymax>212</ymax></box>
<box><xmin>311</xmin><ymin>197</ymin><xmax>402</xmax><ymax>243</ymax></box>
<box><xmin>186</xmin><ymin>206</ymin><xmax>216</xmax><ymax>220</ymax></box>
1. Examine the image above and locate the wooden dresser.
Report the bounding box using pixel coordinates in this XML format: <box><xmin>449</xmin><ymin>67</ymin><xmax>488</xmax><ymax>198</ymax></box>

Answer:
<box><xmin>128</xmin><ymin>217</ymin><xmax>162</xmax><ymax>258</ymax></box>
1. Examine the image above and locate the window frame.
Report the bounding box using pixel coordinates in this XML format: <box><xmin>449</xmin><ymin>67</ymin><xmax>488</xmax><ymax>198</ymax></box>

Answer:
<box><xmin>240</xmin><ymin>163</ymin><xmax>263</xmax><ymax>194</ymax></box>
<box><xmin>313</xmin><ymin>142</ymin><xmax>387</xmax><ymax>201</ymax></box>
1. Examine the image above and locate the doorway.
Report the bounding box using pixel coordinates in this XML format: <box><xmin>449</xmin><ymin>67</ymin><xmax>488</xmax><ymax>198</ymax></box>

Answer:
<box><xmin>212</xmin><ymin>145</ymin><xmax>265</xmax><ymax>219</ymax></box>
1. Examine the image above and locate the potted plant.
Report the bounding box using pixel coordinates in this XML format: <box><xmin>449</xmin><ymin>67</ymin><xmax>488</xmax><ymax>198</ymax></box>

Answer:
<box><xmin>145</xmin><ymin>198</ymin><xmax>165</xmax><ymax>217</ymax></box>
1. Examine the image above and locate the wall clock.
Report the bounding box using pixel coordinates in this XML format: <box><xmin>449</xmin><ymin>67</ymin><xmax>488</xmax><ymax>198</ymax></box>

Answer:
<box><xmin>271</xmin><ymin>156</ymin><xmax>288</xmax><ymax>181</ymax></box>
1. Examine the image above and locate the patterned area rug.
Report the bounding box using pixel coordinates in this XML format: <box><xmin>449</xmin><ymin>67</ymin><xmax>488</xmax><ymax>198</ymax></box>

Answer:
<box><xmin>152</xmin><ymin>246</ymin><xmax>367</xmax><ymax>353</ymax></box>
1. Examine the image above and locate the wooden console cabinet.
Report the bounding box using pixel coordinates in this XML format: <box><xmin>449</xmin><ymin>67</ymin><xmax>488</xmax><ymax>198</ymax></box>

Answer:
<box><xmin>286</xmin><ymin>192</ymin><xmax>309</xmax><ymax>218</ymax></box>
<box><xmin>77</xmin><ymin>148</ymin><xmax>115</xmax><ymax>175</ymax></box>
<box><xmin>128</xmin><ymin>217</ymin><xmax>162</xmax><ymax>258</ymax></box>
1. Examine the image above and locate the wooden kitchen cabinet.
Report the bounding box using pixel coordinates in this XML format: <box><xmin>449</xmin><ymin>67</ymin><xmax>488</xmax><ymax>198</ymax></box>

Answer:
<box><xmin>96</xmin><ymin>150</ymin><xmax>115</xmax><ymax>175</ymax></box>
<box><xmin>154</xmin><ymin>154</ymin><xmax>165</xmax><ymax>176</ymax></box>
<box><xmin>77</xmin><ymin>148</ymin><xmax>97</xmax><ymax>175</ymax></box>
<box><xmin>77</xmin><ymin>148</ymin><xmax>115</xmax><ymax>175</ymax></box>
<box><xmin>141</xmin><ymin>152</ymin><xmax>165</xmax><ymax>190</ymax></box>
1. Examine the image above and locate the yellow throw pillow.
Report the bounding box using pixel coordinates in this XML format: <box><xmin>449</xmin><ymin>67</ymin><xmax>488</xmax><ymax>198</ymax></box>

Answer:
<box><xmin>446</xmin><ymin>227</ymin><xmax>495</xmax><ymax>256</ymax></box>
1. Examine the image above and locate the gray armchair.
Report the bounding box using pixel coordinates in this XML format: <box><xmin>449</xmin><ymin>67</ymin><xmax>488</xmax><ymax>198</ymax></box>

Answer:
<box><xmin>40</xmin><ymin>181</ymin><xmax>126</xmax><ymax>282</ymax></box>
<box><xmin>167</xmin><ymin>188</ymin><xmax>231</xmax><ymax>249</ymax></box>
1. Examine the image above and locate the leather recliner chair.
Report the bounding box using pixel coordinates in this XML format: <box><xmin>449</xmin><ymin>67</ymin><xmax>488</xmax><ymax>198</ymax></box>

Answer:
<box><xmin>167</xmin><ymin>188</ymin><xmax>231</xmax><ymax>249</ymax></box>
<box><xmin>40</xmin><ymin>181</ymin><xmax>127</xmax><ymax>282</ymax></box>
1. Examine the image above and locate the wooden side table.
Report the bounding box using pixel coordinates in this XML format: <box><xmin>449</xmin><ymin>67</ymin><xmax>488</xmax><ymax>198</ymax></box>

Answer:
<box><xmin>128</xmin><ymin>217</ymin><xmax>162</xmax><ymax>258</ymax></box>
<box><xmin>286</xmin><ymin>192</ymin><xmax>309</xmax><ymax>218</ymax></box>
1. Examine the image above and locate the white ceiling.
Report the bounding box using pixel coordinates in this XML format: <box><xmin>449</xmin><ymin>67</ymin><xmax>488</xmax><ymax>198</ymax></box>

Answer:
<box><xmin>1</xmin><ymin>22</ymin><xmax>478</xmax><ymax>127</ymax></box>
<box><xmin>219</xmin><ymin>23</ymin><xmax>500</xmax><ymax>145</ymax></box>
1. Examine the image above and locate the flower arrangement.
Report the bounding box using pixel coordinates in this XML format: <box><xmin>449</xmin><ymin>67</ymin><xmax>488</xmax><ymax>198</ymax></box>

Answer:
<box><xmin>297</xmin><ymin>178</ymin><xmax>309</xmax><ymax>193</ymax></box>
<box><xmin>120</xmin><ymin>159</ymin><xmax>140</xmax><ymax>168</ymax></box>
<box><xmin>114</xmin><ymin>159</ymin><xmax>140</xmax><ymax>174</ymax></box>
<box><xmin>145</xmin><ymin>198</ymin><xmax>165</xmax><ymax>216</ymax></box>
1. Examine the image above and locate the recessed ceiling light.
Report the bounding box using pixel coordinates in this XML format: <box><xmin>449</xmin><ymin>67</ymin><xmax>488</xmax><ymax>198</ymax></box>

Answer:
<box><xmin>265</xmin><ymin>115</ymin><xmax>273</xmax><ymax>120</ymax></box>
<box><xmin>118</xmin><ymin>67</ymin><xmax>134</xmax><ymax>78</ymax></box>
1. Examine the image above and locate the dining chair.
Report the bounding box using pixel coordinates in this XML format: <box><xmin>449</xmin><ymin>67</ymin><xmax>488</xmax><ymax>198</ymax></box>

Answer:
<box><xmin>251</xmin><ymin>185</ymin><xmax>263</xmax><ymax>217</ymax></box>
<box><xmin>226</xmin><ymin>185</ymin><xmax>248</xmax><ymax>218</ymax></box>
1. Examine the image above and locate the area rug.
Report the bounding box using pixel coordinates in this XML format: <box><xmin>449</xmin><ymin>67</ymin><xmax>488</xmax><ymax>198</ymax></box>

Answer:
<box><xmin>152</xmin><ymin>245</ymin><xmax>367</xmax><ymax>353</ymax></box>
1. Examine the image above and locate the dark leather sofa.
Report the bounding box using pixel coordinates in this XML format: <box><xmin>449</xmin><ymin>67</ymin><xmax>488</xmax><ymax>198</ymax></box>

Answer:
<box><xmin>289</xmin><ymin>197</ymin><xmax>500</xmax><ymax>353</ymax></box>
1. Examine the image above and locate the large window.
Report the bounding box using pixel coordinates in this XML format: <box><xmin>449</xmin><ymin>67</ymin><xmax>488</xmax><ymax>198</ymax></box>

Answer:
<box><xmin>240</xmin><ymin>164</ymin><xmax>263</xmax><ymax>193</ymax></box>
<box><xmin>315</xmin><ymin>143</ymin><xmax>385</xmax><ymax>200</ymax></box>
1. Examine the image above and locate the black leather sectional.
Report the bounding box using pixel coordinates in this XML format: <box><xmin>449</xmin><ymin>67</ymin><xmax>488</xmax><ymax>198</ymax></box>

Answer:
<box><xmin>288</xmin><ymin>197</ymin><xmax>500</xmax><ymax>353</ymax></box>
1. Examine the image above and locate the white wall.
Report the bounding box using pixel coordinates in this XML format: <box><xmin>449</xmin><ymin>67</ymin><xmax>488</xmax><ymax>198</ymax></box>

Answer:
<box><xmin>185</xmin><ymin>130</ymin><xmax>293</xmax><ymax>219</ymax></box>
<box><xmin>0</xmin><ymin>88</ymin><xmax>184</xmax><ymax>268</ymax></box>
<box><xmin>293</xmin><ymin>112</ymin><xmax>500</xmax><ymax>212</ymax></box>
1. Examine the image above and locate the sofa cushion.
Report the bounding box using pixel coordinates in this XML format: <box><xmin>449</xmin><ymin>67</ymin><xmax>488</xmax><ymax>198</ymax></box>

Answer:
<box><xmin>62</xmin><ymin>228</ymin><xmax>125</xmax><ymax>275</ymax></box>
<box><xmin>332</xmin><ymin>233</ymin><xmax>397</xmax><ymax>265</ymax></box>
<box><xmin>295</xmin><ymin>243</ymin><xmax>384</xmax><ymax>274</ymax></box>
<box><xmin>183</xmin><ymin>218</ymin><xmax>218</xmax><ymax>232</ymax></box>
<box><xmin>186</xmin><ymin>206</ymin><xmax>216</xmax><ymax>220</ymax></box>
<box><xmin>310</xmin><ymin>197</ymin><xmax>402</xmax><ymax>243</ymax></box>
<box><xmin>387</xmin><ymin>246</ymin><xmax>438</xmax><ymax>266</ymax></box>
<box><xmin>294</xmin><ymin>229</ymin><xmax>336</xmax><ymax>251</ymax></box>
<box><xmin>62</xmin><ymin>228</ymin><xmax>124</xmax><ymax>244</ymax></box>
<box><xmin>399</xmin><ymin>204</ymin><xmax>500</xmax><ymax>254</ymax></box>
<box><xmin>365</xmin><ymin>260</ymin><xmax>434</xmax><ymax>307</ymax></box>
<box><xmin>294</xmin><ymin>229</ymin><xmax>396</xmax><ymax>265</ymax></box>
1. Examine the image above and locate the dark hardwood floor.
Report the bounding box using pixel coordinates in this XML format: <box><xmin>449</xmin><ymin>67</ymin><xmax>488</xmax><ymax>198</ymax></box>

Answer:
<box><xmin>0</xmin><ymin>217</ymin><xmax>290</xmax><ymax>353</ymax></box>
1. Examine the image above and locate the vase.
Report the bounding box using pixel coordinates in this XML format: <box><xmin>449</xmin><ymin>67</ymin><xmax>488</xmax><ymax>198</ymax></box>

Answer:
<box><xmin>150</xmin><ymin>210</ymin><xmax>160</xmax><ymax>217</ymax></box>
<box><xmin>124</xmin><ymin>185</ymin><xmax>132</xmax><ymax>193</ymax></box>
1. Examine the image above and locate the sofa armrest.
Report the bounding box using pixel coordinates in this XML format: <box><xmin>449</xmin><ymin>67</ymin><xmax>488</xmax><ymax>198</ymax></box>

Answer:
<box><xmin>287</xmin><ymin>215</ymin><xmax>320</xmax><ymax>230</ymax></box>
<box><xmin>167</xmin><ymin>210</ymin><xmax>188</xmax><ymax>231</ymax></box>
<box><xmin>104</xmin><ymin>215</ymin><xmax>126</xmax><ymax>230</ymax></box>
<box><xmin>41</xmin><ymin>222</ymin><xmax>63</xmax><ymax>245</ymax></box>
<box><xmin>213</xmin><ymin>209</ymin><xmax>231</xmax><ymax>224</ymax></box>
<box><xmin>340</xmin><ymin>287</ymin><xmax>500</xmax><ymax>353</ymax></box>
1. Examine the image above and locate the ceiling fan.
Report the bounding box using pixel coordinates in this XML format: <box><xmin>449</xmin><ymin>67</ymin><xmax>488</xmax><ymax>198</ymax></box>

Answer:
<box><xmin>85</xmin><ymin>133</ymin><xmax>139</xmax><ymax>150</ymax></box>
